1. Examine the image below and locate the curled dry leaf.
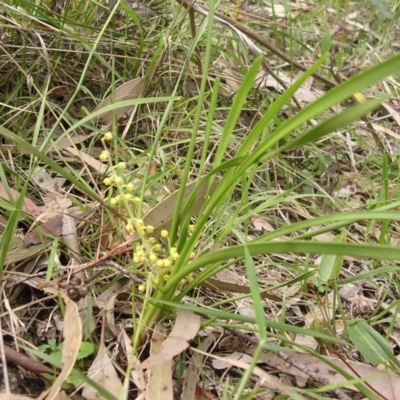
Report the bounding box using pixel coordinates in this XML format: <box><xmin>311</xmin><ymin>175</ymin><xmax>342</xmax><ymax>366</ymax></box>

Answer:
<box><xmin>82</xmin><ymin>338</ymin><xmax>123</xmax><ymax>399</ymax></box>
<box><xmin>138</xmin><ymin>309</ymin><xmax>200</xmax><ymax>370</ymax></box>
<box><xmin>24</xmin><ymin>209</ymin><xmax>93</xmax><ymax>246</ymax></box>
<box><xmin>238</xmin><ymin>344</ymin><xmax>400</xmax><ymax>400</ymax></box>
<box><xmin>131</xmin><ymin>179</ymin><xmax>218</xmax><ymax>242</ymax></box>
<box><xmin>91</xmin><ymin>77</ymin><xmax>144</xmax><ymax>129</ymax></box>
<box><xmin>145</xmin><ymin>324</ymin><xmax>173</xmax><ymax>400</ymax></box>
<box><xmin>42</xmin><ymin>291</ymin><xmax>82</xmax><ymax>400</ymax></box>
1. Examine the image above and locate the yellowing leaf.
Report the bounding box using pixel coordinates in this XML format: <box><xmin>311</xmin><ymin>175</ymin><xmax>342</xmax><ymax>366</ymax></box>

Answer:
<box><xmin>145</xmin><ymin>324</ymin><xmax>173</xmax><ymax>400</ymax></box>
<box><xmin>82</xmin><ymin>336</ymin><xmax>123</xmax><ymax>399</ymax></box>
<box><xmin>138</xmin><ymin>310</ymin><xmax>200</xmax><ymax>370</ymax></box>
<box><xmin>131</xmin><ymin>179</ymin><xmax>217</xmax><ymax>242</ymax></box>
<box><xmin>92</xmin><ymin>77</ymin><xmax>144</xmax><ymax>129</ymax></box>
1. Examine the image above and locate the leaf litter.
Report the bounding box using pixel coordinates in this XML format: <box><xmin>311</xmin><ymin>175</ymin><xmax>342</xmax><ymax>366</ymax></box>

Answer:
<box><xmin>1</xmin><ymin>0</ymin><xmax>400</xmax><ymax>399</ymax></box>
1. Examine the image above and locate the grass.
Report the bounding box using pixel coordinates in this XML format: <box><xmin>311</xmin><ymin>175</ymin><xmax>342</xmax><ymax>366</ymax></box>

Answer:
<box><xmin>1</xmin><ymin>0</ymin><xmax>400</xmax><ymax>398</ymax></box>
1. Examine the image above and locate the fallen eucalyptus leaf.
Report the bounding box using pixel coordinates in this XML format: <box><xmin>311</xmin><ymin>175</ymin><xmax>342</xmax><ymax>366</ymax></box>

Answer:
<box><xmin>92</xmin><ymin>77</ymin><xmax>144</xmax><ymax>129</ymax></box>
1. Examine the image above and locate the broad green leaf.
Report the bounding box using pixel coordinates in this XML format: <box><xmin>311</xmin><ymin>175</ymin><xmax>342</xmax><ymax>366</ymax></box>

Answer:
<box><xmin>348</xmin><ymin>319</ymin><xmax>392</xmax><ymax>365</ymax></box>
<box><xmin>319</xmin><ymin>232</ymin><xmax>346</xmax><ymax>281</ymax></box>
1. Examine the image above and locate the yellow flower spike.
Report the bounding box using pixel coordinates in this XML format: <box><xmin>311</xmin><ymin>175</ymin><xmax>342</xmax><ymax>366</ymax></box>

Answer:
<box><xmin>99</xmin><ymin>150</ymin><xmax>110</xmax><ymax>162</ymax></box>
<box><xmin>170</xmin><ymin>247</ymin><xmax>177</xmax><ymax>254</ymax></box>
<box><xmin>138</xmin><ymin>284</ymin><xmax>145</xmax><ymax>292</ymax></box>
<box><xmin>126</xmin><ymin>183</ymin><xmax>135</xmax><ymax>192</ymax></box>
<box><xmin>187</xmin><ymin>274</ymin><xmax>194</xmax><ymax>283</ymax></box>
<box><xmin>149</xmin><ymin>237</ymin><xmax>157</xmax><ymax>245</ymax></box>
<box><xmin>133</xmin><ymin>254</ymin><xmax>141</xmax><ymax>263</ymax></box>
<box><xmin>171</xmin><ymin>252</ymin><xmax>179</xmax><ymax>261</ymax></box>
<box><xmin>125</xmin><ymin>223</ymin><xmax>134</xmax><ymax>233</ymax></box>
<box><xmin>114</xmin><ymin>176</ymin><xmax>123</xmax><ymax>186</ymax></box>
<box><xmin>163</xmin><ymin>274</ymin><xmax>170</xmax><ymax>281</ymax></box>
<box><xmin>161</xmin><ymin>230</ymin><xmax>169</xmax><ymax>238</ymax></box>
<box><xmin>103</xmin><ymin>131</ymin><xmax>113</xmax><ymax>141</ymax></box>
<box><xmin>136</xmin><ymin>218</ymin><xmax>144</xmax><ymax>228</ymax></box>
<box><xmin>152</xmin><ymin>275</ymin><xmax>160</xmax><ymax>285</ymax></box>
<box><xmin>117</xmin><ymin>162</ymin><xmax>126</xmax><ymax>170</ymax></box>
<box><xmin>103</xmin><ymin>177</ymin><xmax>113</xmax><ymax>186</ymax></box>
<box><xmin>188</xmin><ymin>224</ymin><xmax>195</xmax><ymax>233</ymax></box>
<box><xmin>164</xmin><ymin>259</ymin><xmax>172</xmax><ymax>269</ymax></box>
<box><xmin>179</xmin><ymin>279</ymin><xmax>186</xmax><ymax>286</ymax></box>
<box><xmin>190</xmin><ymin>252</ymin><xmax>195</xmax><ymax>259</ymax></box>
<box><xmin>149</xmin><ymin>253</ymin><xmax>158</xmax><ymax>263</ymax></box>
<box><xmin>145</xmin><ymin>225</ymin><xmax>155</xmax><ymax>234</ymax></box>
<box><xmin>157</xmin><ymin>260</ymin><xmax>164</xmax><ymax>268</ymax></box>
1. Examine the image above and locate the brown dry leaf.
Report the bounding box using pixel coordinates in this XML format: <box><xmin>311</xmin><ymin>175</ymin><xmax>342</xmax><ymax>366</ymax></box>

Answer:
<box><xmin>64</xmin><ymin>147</ymin><xmax>107</xmax><ymax>174</ymax></box>
<box><xmin>132</xmin><ymin>179</ymin><xmax>217</xmax><ymax>242</ymax></box>
<box><xmin>32</xmin><ymin>167</ymin><xmax>66</xmax><ymax>194</ymax></box>
<box><xmin>4</xmin><ymin>235</ymin><xmax>48</xmax><ymax>264</ymax></box>
<box><xmin>193</xmin><ymin>347</ymin><xmax>294</xmax><ymax>395</ymax></box>
<box><xmin>96</xmin><ymin>278</ymin><xmax>132</xmax><ymax>336</ymax></box>
<box><xmin>82</xmin><ymin>338</ymin><xmax>123</xmax><ymax>399</ymax></box>
<box><xmin>92</xmin><ymin>77</ymin><xmax>144</xmax><ymax>129</ymax></box>
<box><xmin>54</xmin><ymin>132</ymin><xmax>96</xmax><ymax>151</ymax></box>
<box><xmin>145</xmin><ymin>324</ymin><xmax>173</xmax><ymax>400</ymax></box>
<box><xmin>138</xmin><ymin>309</ymin><xmax>200</xmax><ymax>370</ymax></box>
<box><xmin>240</xmin><ymin>345</ymin><xmax>400</xmax><ymax>399</ymax></box>
<box><xmin>24</xmin><ymin>209</ymin><xmax>93</xmax><ymax>246</ymax></box>
<box><xmin>0</xmin><ymin>183</ymin><xmax>42</xmax><ymax>218</ymax></box>
<box><xmin>256</xmin><ymin>71</ymin><xmax>320</xmax><ymax>104</ymax></box>
<box><xmin>42</xmin><ymin>291</ymin><xmax>82</xmax><ymax>400</ymax></box>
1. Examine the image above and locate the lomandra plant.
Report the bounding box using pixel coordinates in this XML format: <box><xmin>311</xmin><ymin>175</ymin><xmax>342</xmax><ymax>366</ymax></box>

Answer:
<box><xmin>138</xmin><ymin>50</ymin><xmax>400</xmax><ymax>319</ymax></box>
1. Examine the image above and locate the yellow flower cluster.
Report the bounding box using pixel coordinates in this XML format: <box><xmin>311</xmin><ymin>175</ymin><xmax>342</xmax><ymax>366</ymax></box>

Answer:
<box><xmin>99</xmin><ymin>132</ymin><xmax>196</xmax><ymax>293</ymax></box>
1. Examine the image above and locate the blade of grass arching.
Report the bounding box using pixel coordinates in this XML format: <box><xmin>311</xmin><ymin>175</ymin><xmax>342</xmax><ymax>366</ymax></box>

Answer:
<box><xmin>277</xmin><ymin>96</ymin><xmax>389</xmax><ymax>153</ymax></box>
<box><xmin>144</xmin><ymin>299</ymin><xmax>347</xmax><ymax>345</ymax></box>
<box><xmin>231</xmin><ymin>52</ymin><xmax>400</xmax><ymax>170</ymax></box>
<box><xmin>213</xmin><ymin>56</ymin><xmax>263</xmax><ymax>166</ymax></box>
<box><xmin>236</xmin><ymin>53</ymin><xmax>329</xmax><ymax>157</ymax></box>
<box><xmin>252</xmin><ymin>209</ymin><xmax>400</xmax><ymax>241</ymax></box>
<box><xmin>163</xmin><ymin>241</ymin><xmax>400</xmax><ymax>292</ymax></box>
<box><xmin>169</xmin><ymin>0</ymin><xmax>216</xmax><ymax>242</ymax></box>
<box><xmin>339</xmin><ymin>266</ymin><xmax>400</xmax><ymax>285</ymax></box>
<box><xmin>50</xmin><ymin>96</ymin><xmax>176</xmax><ymax>145</ymax></box>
